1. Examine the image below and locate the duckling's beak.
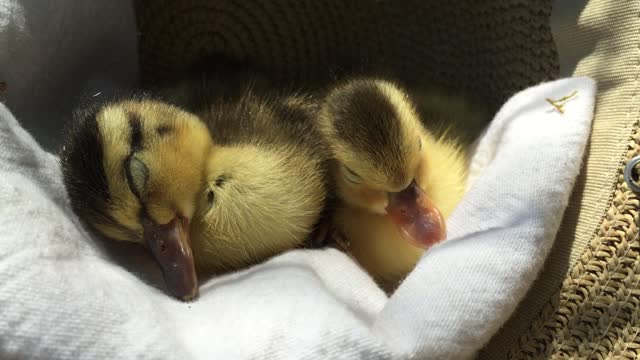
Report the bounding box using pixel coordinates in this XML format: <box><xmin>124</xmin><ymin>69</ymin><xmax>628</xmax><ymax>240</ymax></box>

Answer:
<box><xmin>386</xmin><ymin>180</ymin><xmax>446</xmax><ymax>248</ymax></box>
<box><xmin>144</xmin><ymin>217</ymin><xmax>198</xmax><ymax>301</ymax></box>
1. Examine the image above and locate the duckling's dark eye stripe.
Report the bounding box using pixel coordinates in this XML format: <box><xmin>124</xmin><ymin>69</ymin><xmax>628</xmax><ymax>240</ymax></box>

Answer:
<box><xmin>128</xmin><ymin>112</ymin><xmax>144</xmax><ymax>152</ymax></box>
<box><xmin>124</xmin><ymin>112</ymin><xmax>151</xmax><ymax>227</ymax></box>
<box><xmin>123</xmin><ymin>112</ymin><xmax>145</xmax><ymax>201</ymax></box>
<box><xmin>124</xmin><ymin>112</ymin><xmax>156</xmax><ymax>228</ymax></box>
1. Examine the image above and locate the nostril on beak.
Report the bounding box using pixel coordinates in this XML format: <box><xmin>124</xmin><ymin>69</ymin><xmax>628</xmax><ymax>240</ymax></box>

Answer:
<box><xmin>177</xmin><ymin>214</ymin><xmax>190</xmax><ymax>229</ymax></box>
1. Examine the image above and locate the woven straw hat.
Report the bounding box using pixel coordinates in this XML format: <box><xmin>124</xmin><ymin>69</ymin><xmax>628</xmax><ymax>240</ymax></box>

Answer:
<box><xmin>481</xmin><ymin>1</ymin><xmax>640</xmax><ymax>358</ymax></box>
<box><xmin>135</xmin><ymin>0</ymin><xmax>557</xmax><ymax>111</ymax></box>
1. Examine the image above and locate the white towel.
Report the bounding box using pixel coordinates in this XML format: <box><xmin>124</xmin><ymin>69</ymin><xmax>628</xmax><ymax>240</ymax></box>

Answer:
<box><xmin>0</xmin><ymin>77</ymin><xmax>595</xmax><ymax>359</ymax></box>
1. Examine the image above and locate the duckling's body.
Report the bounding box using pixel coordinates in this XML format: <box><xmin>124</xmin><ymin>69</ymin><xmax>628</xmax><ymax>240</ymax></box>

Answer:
<box><xmin>165</xmin><ymin>72</ymin><xmax>331</xmax><ymax>275</ymax></box>
<box><xmin>318</xmin><ymin>78</ymin><xmax>487</xmax><ymax>291</ymax></box>
<box><xmin>61</xmin><ymin>62</ymin><xmax>331</xmax><ymax>299</ymax></box>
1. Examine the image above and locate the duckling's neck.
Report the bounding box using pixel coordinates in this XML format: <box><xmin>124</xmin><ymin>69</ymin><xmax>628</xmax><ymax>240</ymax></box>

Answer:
<box><xmin>418</xmin><ymin>132</ymin><xmax>469</xmax><ymax>218</ymax></box>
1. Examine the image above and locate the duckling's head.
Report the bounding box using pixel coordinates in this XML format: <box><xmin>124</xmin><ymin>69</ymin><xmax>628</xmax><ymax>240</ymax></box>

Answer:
<box><xmin>61</xmin><ymin>98</ymin><xmax>213</xmax><ymax>300</ymax></box>
<box><xmin>318</xmin><ymin>79</ymin><xmax>453</xmax><ymax>248</ymax></box>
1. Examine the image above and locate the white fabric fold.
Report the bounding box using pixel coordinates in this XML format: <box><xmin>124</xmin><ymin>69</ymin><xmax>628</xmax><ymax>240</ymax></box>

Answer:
<box><xmin>0</xmin><ymin>77</ymin><xmax>595</xmax><ymax>359</ymax></box>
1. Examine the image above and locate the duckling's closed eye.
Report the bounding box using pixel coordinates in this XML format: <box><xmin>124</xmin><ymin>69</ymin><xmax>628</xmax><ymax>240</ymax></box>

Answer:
<box><xmin>343</xmin><ymin>166</ymin><xmax>363</xmax><ymax>184</ymax></box>
<box><xmin>126</xmin><ymin>155</ymin><xmax>149</xmax><ymax>197</ymax></box>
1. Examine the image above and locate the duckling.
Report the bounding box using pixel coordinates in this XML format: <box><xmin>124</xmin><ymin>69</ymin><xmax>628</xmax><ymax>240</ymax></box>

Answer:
<box><xmin>61</xmin><ymin>66</ymin><xmax>331</xmax><ymax>300</ymax></box>
<box><xmin>317</xmin><ymin>77</ymin><xmax>488</xmax><ymax>291</ymax></box>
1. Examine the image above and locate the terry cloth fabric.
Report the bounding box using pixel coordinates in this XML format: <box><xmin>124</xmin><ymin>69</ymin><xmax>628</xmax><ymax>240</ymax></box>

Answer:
<box><xmin>0</xmin><ymin>77</ymin><xmax>594</xmax><ymax>359</ymax></box>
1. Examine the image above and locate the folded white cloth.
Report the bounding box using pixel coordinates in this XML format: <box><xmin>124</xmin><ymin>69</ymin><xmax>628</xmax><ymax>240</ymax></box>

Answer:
<box><xmin>0</xmin><ymin>77</ymin><xmax>595</xmax><ymax>359</ymax></box>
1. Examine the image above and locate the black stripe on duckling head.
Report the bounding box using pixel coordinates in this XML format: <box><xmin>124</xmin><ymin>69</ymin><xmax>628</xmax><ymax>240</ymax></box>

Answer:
<box><xmin>60</xmin><ymin>100</ymin><xmax>138</xmax><ymax>240</ymax></box>
<box><xmin>122</xmin><ymin>112</ymin><xmax>148</xmax><ymax>203</ymax></box>
<box><xmin>128</xmin><ymin>112</ymin><xmax>144</xmax><ymax>153</ymax></box>
<box><xmin>327</xmin><ymin>80</ymin><xmax>407</xmax><ymax>183</ymax></box>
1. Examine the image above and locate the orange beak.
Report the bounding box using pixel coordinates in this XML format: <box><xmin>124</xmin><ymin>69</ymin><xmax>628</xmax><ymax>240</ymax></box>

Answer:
<box><xmin>144</xmin><ymin>217</ymin><xmax>198</xmax><ymax>301</ymax></box>
<box><xmin>385</xmin><ymin>180</ymin><xmax>447</xmax><ymax>248</ymax></box>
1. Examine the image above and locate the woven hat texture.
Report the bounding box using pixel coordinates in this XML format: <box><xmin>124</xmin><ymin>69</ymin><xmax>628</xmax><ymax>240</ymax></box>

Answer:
<box><xmin>134</xmin><ymin>0</ymin><xmax>558</xmax><ymax>110</ymax></box>
<box><xmin>507</xmin><ymin>132</ymin><xmax>640</xmax><ymax>359</ymax></box>
<box><xmin>476</xmin><ymin>0</ymin><xmax>640</xmax><ymax>358</ymax></box>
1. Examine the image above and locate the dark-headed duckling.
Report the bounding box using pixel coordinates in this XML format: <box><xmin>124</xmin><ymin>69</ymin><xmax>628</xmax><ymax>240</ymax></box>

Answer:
<box><xmin>317</xmin><ymin>77</ymin><xmax>487</xmax><ymax>291</ymax></box>
<box><xmin>61</xmin><ymin>64</ymin><xmax>331</xmax><ymax>300</ymax></box>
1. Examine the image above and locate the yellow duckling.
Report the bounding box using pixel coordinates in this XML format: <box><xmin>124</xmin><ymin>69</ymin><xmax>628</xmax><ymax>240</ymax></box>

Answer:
<box><xmin>317</xmin><ymin>77</ymin><xmax>488</xmax><ymax>291</ymax></box>
<box><xmin>61</xmin><ymin>70</ymin><xmax>330</xmax><ymax>300</ymax></box>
